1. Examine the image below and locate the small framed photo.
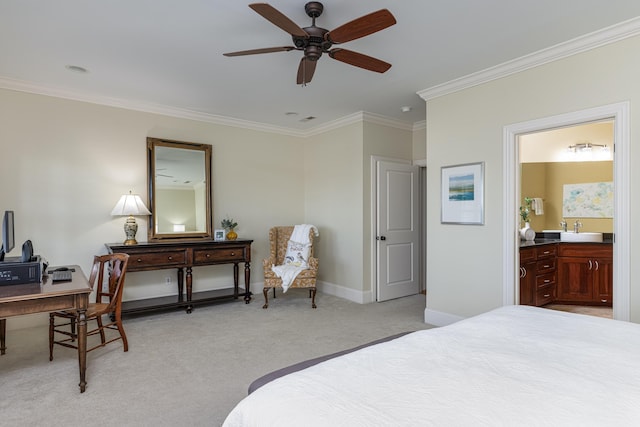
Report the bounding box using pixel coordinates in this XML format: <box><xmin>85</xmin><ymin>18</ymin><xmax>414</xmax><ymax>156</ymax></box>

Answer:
<box><xmin>214</xmin><ymin>229</ymin><xmax>226</xmax><ymax>241</ymax></box>
<box><xmin>441</xmin><ymin>162</ymin><xmax>485</xmax><ymax>225</ymax></box>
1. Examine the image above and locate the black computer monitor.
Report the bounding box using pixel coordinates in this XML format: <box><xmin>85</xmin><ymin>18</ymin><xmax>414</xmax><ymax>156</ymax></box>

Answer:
<box><xmin>0</xmin><ymin>210</ymin><xmax>15</xmax><ymax>262</ymax></box>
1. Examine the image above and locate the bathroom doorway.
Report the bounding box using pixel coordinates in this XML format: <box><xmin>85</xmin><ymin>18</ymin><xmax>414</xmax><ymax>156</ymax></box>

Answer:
<box><xmin>519</xmin><ymin>122</ymin><xmax>613</xmax><ymax>318</ymax></box>
<box><xmin>502</xmin><ymin>102</ymin><xmax>630</xmax><ymax>321</ymax></box>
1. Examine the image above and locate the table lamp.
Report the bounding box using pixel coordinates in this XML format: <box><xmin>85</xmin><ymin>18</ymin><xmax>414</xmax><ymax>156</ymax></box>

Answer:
<box><xmin>111</xmin><ymin>191</ymin><xmax>151</xmax><ymax>245</ymax></box>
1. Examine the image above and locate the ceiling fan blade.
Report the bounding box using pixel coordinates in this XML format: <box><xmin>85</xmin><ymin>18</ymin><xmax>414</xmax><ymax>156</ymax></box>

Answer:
<box><xmin>326</xmin><ymin>9</ymin><xmax>396</xmax><ymax>44</ymax></box>
<box><xmin>329</xmin><ymin>49</ymin><xmax>391</xmax><ymax>73</ymax></box>
<box><xmin>296</xmin><ymin>57</ymin><xmax>317</xmax><ymax>85</ymax></box>
<box><xmin>249</xmin><ymin>3</ymin><xmax>308</xmax><ymax>38</ymax></box>
<box><xmin>223</xmin><ymin>46</ymin><xmax>295</xmax><ymax>57</ymax></box>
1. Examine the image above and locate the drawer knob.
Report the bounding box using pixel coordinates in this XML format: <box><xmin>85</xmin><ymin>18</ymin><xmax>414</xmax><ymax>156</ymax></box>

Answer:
<box><xmin>231</xmin><ymin>252</ymin><xmax>235</xmax><ymax>256</ymax></box>
<box><xmin>543</xmin><ymin>264</ymin><xmax>550</xmax><ymax>268</ymax></box>
<box><xmin>206</xmin><ymin>254</ymin><xmax>211</xmax><ymax>258</ymax></box>
<box><xmin>167</xmin><ymin>256</ymin><xmax>173</xmax><ymax>260</ymax></box>
<box><xmin>136</xmin><ymin>258</ymin><xmax>142</xmax><ymax>263</ymax></box>
<box><xmin>543</xmin><ymin>294</ymin><xmax>550</xmax><ymax>298</ymax></box>
<box><xmin>544</xmin><ymin>279</ymin><xmax>550</xmax><ymax>283</ymax></box>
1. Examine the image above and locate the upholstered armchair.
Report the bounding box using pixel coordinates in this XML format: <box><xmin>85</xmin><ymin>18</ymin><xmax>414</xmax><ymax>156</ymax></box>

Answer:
<box><xmin>262</xmin><ymin>226</ymin><xmax>318</xmax><ymax>309</ymax></box>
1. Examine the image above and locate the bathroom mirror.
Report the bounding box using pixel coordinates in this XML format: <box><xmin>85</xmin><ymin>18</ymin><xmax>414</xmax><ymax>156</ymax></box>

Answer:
<box><xmin>147</xmin><ymin>137</ymin><xmax>212</xmax><ymax>241</ymax></box>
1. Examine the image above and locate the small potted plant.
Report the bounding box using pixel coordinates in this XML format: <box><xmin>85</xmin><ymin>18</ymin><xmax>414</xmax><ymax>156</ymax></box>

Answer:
<box><xmin>519</xmin><ymin>197</ymin><xmax>532</xmax><ymax>226</ymax></box>
<box><xmin>221</xmin><ymin>216</ymin><xmax>238</xmax><ymax>240</ymax></box>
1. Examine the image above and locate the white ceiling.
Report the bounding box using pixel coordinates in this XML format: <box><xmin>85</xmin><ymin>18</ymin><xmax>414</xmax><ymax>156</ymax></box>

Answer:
<box><xmin>2</xmin><ymin>1</ymin><xmax>640</xmax><ymax>132</ymax></box>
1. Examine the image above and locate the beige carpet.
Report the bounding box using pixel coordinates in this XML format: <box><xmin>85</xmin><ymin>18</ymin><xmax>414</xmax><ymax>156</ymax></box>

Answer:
<box><xmin>0</xmin><ymin>291</ymin><xmax>430</xmax><ymax>427</ymax></box>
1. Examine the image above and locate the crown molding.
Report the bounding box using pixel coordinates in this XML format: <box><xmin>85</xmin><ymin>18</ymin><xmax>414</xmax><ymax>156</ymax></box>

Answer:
<box><xmin>418</xmin><ymin>16</ymin><xmax>640</xmax><ymax>101</ymax></box>
<box><xmin>302</xmin><ymin>111</ymin><xmax>416</xmax><ymax>137</ymax></box>
<box><xmin>413</xmin><ymin>120</ymin><xmax>426</xmax><ymax>131</ymax></box>
<box><xmin>0</xmin><ymin>77</ymin><xmax>420</xmax><ymax>138</ymax></box>
<box><xmin>0</xmin><ymin>76</ymin><xmax>310</xmax><ymax>137</ymax></box>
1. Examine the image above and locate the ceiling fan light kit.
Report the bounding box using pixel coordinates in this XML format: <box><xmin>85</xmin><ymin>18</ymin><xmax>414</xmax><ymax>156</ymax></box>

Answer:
<box><xmin>223</xmin><ymin>2</ymin><xmax>396</xmax><ymax>85</ymax></box>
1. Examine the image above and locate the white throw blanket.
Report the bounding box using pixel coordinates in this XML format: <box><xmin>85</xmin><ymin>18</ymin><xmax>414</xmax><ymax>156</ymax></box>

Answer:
<box><xmin>271</xmin><ymin>264</ymin><xmax>307</xmax><ymax>292</ymax></box>
<box><xmin>272</xmin><ymin>224</ymin><xmax>319</xmax><ymax>292</ymax></box>
<box><xmin>289</xmin><ymin>224</ymin><xmax>319</xmax><ymax>244</ymax></box>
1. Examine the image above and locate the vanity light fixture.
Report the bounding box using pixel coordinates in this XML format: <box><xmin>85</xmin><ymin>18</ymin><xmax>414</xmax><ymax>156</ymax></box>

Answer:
<box><xmin>567</xmin><ymin>142</ymin><xmax>608</xmax><ymax>152</ymax></box>
<box><xmin>111</xmin><ymin>191</ymin><xmax>151</xmax><ymax>245</ymax></box>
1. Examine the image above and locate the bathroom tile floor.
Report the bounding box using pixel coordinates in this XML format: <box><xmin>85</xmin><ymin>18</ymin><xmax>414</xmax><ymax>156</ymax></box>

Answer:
<box><xmin>544</xmin><ymin>303</ymin><xmax>613</xmax><ymax>319</ymax></box>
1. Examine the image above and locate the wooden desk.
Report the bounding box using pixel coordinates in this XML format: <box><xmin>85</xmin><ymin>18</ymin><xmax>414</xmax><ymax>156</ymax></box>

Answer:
<box><xmin>0</xmin><ymin>266</ymin><xmax>91</xmax><ymax>392</ymax></box>
<box><xmin>106</xmin><ymin>239</ymin><xmax>253</xmax><ymax>314</ymax></box>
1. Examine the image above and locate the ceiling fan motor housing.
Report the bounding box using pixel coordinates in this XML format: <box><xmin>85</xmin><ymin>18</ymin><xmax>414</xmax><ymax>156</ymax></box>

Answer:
<box><xmin>293</xmin><ymin>25</ymin><xmax>331</xmax><ymax>60</ymax></box>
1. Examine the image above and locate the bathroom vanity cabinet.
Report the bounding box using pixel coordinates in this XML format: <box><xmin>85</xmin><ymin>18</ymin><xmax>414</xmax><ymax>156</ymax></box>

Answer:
<box><xmin>556</xmin><ymin>243</ymin><xmax>613</xmax><ymax>306</ymax></box>
<box><xmin>519</xmin><ymin>243</ymin><xmax>557</xmax><ymax>307</ymax></box>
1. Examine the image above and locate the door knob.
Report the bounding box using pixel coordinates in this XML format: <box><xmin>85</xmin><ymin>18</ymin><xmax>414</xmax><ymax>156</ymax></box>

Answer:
<box><xmin>377</xmin><ymin>236</ymin><xmax>386</xmax><ymax>240</ymax></box>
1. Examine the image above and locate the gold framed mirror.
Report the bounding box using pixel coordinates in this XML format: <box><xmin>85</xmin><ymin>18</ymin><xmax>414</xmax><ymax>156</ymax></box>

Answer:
<box><xmin>147</xmin><ymin>137</ymin><xmax>212</xmax><ymax>241</ymax></box>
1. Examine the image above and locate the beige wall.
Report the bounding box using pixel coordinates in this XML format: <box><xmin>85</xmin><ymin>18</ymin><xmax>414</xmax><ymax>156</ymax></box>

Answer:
<box><xmin>522</xmin><ymin>162</ymin><xmax>613</xmax><ymax>232</ymax></box>
<box><xmin>425</xmin><ymin>34</ymin><xmax>640</xmax><ymax>322</ymax></box>
<box><xmin>413</xmin><ymin>126</ymin><xmax>427</xmax><ymax>161</ymax></box>
<box><xmin>302</xmin><ymin>121</ymin><xmax>414</xmax><ymax>302</ymax></box>
<box><xmin>1</xmin><ymin>88</ymin><xmax>419</xmax><ymax>329</ymax></box>
<box><xmin>0</xmin><ymin>89</ymin><xmax>304</xmax><ymax>328</ymax></box>
<box><xmin>304</xmin><ymin>122</ymin><xmax>364</xmax><ymax>297</ymax></box>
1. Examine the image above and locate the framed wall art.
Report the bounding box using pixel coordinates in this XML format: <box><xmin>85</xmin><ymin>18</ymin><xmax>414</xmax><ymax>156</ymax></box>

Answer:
<box><xmin>441</xmin><ymin>162</ymin><xmax>485</xmax><ymax>225</ymax></box>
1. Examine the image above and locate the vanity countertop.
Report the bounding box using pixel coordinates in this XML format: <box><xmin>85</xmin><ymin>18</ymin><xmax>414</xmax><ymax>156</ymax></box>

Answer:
<box><xmin>519</xmin><ymin>232</ymin><xmax>614</xmax><ymax>248</ymax></box>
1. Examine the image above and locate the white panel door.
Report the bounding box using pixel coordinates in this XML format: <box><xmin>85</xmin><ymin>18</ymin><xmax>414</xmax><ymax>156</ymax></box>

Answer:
<box><xmin>377</xmin><ymin>160</ymin><xmax>420</xmax><ymax>301</ymax></box>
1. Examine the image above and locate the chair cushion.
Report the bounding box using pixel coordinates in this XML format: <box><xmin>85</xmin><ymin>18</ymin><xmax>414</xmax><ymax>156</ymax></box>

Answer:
<box><xmin>282</xmin><ymin>240</ymin><xmax>311</xmax><ymax>268</ymax></box>
<box><xmin>264</xmin><ymin>265</ymin><xmax>316</xmax><ymax>280</ymax></box>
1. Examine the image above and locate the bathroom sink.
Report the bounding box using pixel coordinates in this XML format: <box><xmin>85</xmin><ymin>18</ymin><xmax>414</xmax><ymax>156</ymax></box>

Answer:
<box><xmin>560</xmin><ymin>232</ymin><xmax>603</xmax><ymax>243</ymax></box>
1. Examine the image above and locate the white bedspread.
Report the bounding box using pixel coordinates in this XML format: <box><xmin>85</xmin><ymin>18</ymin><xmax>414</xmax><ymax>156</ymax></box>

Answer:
<box><xmin>223</xmin><ymin>305</ymin><xmax>640</xmax><ymax>426</ymax></box>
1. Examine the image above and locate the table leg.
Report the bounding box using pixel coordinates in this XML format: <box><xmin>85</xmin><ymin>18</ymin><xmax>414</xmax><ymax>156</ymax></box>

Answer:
<box><xmin>244</xmin><ymin>262</ymin><xmax>252</xmax><ymax>304</ymax></box>
<box><xmin>77</xmin><ymin>308</ymin><xmax>87</xmax><ymax>393</ymax></box>
<box><xmin>177</xmin><ymin>267</ymin><xmax>184</xmax><ymax>302</ymax></box>
<box><xmin>0</xmin><ymin>318</ymin><xmax>6</xmax><ymax>355</ymax></box>
<box><xmin>233</xmin><ymin>262</ymin><xmax>239</xmax><ymax>298</ymax></box>
<box><xmin>185</xmin><ymin>267</ymin><xmax>193</xmax><ymax>313</ymax></box>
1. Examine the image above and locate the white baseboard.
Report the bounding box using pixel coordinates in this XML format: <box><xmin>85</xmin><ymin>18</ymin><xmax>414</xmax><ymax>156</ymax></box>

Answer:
<box><xmin>251</xmin><ymin>280</ymin><xmax>370</xmax><ymax>304</ymax></box>
<box><xmin>424</xmin><ymin>308</ymin><xmax>465</xmax><ymax>326</ymax></box>
<box><xmin>318</xmin><ymin>280</ymin><xmax>372</xmax><ymax>303</ymax></box>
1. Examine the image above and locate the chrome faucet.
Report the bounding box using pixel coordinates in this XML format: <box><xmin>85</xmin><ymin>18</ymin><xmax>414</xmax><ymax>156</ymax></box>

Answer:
<box><xmin>574</xmin><ymin>219</ymin><xmax>582</xmax><ymax>233</ymax></box>
<box><xmin>559</xmin><ymin>219</ymin><xmax>567</xmax><ymax>232</ymax></box>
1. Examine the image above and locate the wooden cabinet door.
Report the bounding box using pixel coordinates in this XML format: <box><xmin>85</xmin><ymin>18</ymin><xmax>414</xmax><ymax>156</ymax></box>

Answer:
<box><xmin>519</xmin><ymin>248</ymin><xmax>536</xmax><ymax>306</ymax></box>
<box><xmin>520</xmin><ymin>261</ymin><xmax>536</xmax><ymax>306</ymax></box>
<box><xmin>593</xmin><ymin>257</ymin><xmax>613</xmax><ymax>305</ymax></box>
<box><xmin>557</xmin><ymin>257</ymin><xmax>594</xmax><ymax>302</ymax></box>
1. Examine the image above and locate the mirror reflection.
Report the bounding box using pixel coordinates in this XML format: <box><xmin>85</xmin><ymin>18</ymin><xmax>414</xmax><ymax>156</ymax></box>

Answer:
<box><xmin>147</xmin><ymin>138</ymin><xmax>212</xmax><ymax>240</ymax></box>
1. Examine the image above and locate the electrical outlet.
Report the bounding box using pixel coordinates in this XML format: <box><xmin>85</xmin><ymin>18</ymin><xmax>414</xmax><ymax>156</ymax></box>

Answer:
<box><xmin>165</xmin><ymin>276</ymin><xmax>172</xmax><ymax>285</ymax></box>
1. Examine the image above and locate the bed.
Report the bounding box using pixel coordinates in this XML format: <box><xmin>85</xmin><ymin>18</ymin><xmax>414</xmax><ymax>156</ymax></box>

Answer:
<box><xmin>223</xmin><ymin>305</ymin><xmax>640</xmax><ymax>426</ymax></box>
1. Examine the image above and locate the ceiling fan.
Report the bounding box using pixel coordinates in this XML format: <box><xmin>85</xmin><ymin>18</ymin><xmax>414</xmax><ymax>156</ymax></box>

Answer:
<box><xmin>223</xmin><ymin>2</ymin><xmax>397</xmax><ymax>85</ymax></box>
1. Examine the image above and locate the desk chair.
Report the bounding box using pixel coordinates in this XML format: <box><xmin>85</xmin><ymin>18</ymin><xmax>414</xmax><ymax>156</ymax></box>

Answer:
<box><xmin>49</xmin><ymin>253</ymin><xmax>129</xmax><ymax>360</ymax></box>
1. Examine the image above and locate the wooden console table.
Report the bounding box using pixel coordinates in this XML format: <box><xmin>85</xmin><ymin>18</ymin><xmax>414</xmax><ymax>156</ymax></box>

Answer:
<box><xmin>106</xmin><ymin>239</ymin><xmax>252</xmax><ymax>314</ymax></box>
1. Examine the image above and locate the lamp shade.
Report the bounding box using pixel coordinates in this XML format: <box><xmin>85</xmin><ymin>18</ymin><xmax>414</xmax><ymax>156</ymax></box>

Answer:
<box><xmin>111</xmin><ymin>192</ymin><xmax>151</xmax><ymax>216</ymax></box>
